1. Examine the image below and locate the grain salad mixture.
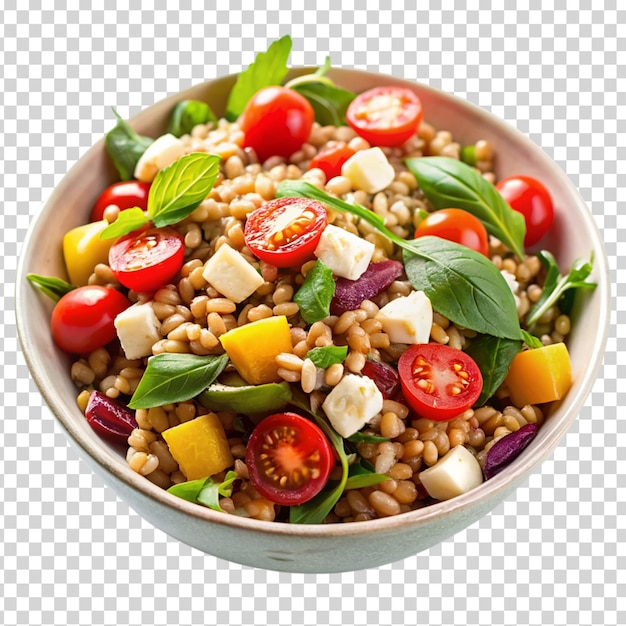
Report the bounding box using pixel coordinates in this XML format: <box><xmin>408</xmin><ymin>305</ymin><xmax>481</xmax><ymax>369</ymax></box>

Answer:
<box><xmin>29</xmin><ymin>36</ymin><xmax>596</xmax><ymax>525</ymax></box>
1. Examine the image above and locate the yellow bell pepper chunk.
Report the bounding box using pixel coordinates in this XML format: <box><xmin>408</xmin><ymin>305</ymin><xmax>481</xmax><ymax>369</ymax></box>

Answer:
<box><xmin>162</xmin><ymin>413</ymin><xmax>234</xmax><ymax>481</ymax></box>
<box><xmin>219</xmin><ymin>315</ymin><xmax>293</xmax><ymax>385</ymax></box>
<box><xmin>504</xmin><ymin>342</ymin><xmax>572</xmax><ymax>407</ymax></box>
<box><xmin>63</xmin><ymin>220</ymin><xmax>114</xmax><ymax>286</ymax></box>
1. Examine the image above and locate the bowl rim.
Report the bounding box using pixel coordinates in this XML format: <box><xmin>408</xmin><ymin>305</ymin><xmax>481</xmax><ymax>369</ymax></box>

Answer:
<box><xmin>16</xmin><ymin>67</ymin><xmax>611</xmax><ymax>540</ymax></box>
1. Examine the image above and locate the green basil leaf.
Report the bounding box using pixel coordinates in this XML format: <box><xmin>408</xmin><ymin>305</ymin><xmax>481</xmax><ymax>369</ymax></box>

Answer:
<box><xmin>305</xmin><ymin>345</ymin><xmax>348</xmax><ymax>369</ymax></box>
<box><xmin>196</xmin><ymin>470</ymin><xmax>239</xmax><ymax>511</ymax></box>
<box><xmin>147</xmin><ymin>152</ymin><xmax>221</xmax><ymax>227</ymax></box>
<box><xmin>346</xmin><ymin>431</ymin><xmax>390</xmax><ymax>444</ymax></box>
<box><xmin>344</xmin><ymin>460</ymin><xmax>390</xmax><ymax>490</ymax></box>
<box><xmin>465</xmin><ymin>335</ymin><xmax>523</xmax><ymax>406</ymax></box>
<box><xmin>405</xmin><ymin>156</ymin><xmax>527</xmax><ymax>259</ymax></box>
<box><xmin>27</xmin><ymin>274</ymin><xmax>75</xmax><ymax>302</ymax></box>
<box><xmin>167</xmin><ymin>477</ymin><xmax>207</xmax><ymax>503</ymax></box>
<box><xmin>403</xmin><ymin>236</ymin><xmax>522</xmax><ymax>339</ymax></box>
<box><xmin>168</xmin><ymin>100</ymin><xmax>217</xmax><ymax>138</ymax></box>
<box><xmin>198</xmin><ymin>381</ymin><xmax>292</xmax><ymax>414</ymax></box>
<box><xmin>99</xmin><ymin>207</ymin><xmax>149</xmax><ymax>240</ymax></box>
<box><xmin>293</xmin><ymin>259</ymin><xmax>336</xmax><ymax>324</ymax></box>
<box><xmin>104</xmin><ymin>108</ymin><xmax>154</xmax><ymax>181</ymax></box>
<box><xmin>290</xmin><ymin>81</ymin><xmax>356</xmax><ymax>126</ymax></box>
<box><xmin>225</xmin><ymin>35</ymin><xmax>292</xmax><ymax>121</ymax></box>
<box><xmin>520</xmin><ymin>329</ymin><xmax>543</xmax><ymax>349</ymax></box>
<box><xmin>129</xmin><ymin>353</ymin><xmax>229</xmax><ymax>409</ymax></box>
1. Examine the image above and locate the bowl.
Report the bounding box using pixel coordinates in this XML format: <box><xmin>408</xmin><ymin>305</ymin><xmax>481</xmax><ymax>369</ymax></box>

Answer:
<box><xmin>16</xmin><ymin>68</ymin><xmax>610</xmax><ymax>573</ymax></box>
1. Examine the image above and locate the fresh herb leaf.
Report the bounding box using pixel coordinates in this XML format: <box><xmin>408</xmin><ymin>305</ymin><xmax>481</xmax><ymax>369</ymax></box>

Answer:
<box><xmin>104</xmin><ymin>108</ymin><xmax>154</xmax><ymax>181</ymax></box>
<box><xmin>346</xmin><ymin>431</ymin><xmax>390</xmax><ymax>444</ymax></box>
<box><xmin>305</xmin><ymin>345</ymin><xmax>348</xmax><ymax>369</ymax></box>
<box><xmin>344</xmin><ymin>460</ymin><xmax>390</xmax><ymax>490</ymax></box>
<box><xmin>167</xmin><ymin>477</ymin><xmax>207</xmax><ymax>503</ymax></box>
<box><xmin>520</xmin><ymin>329</ymin><xmax>543</xmax><ymax>349</ymax></box>
<box><xmin>405</xmin><ymin>156</ymin><xmax>527</xmax><ymax>259</ymax></box>
<box><xmin>197</xmin><ymin>470</ymin><xmax>239</xmax><ymax>511</ymax></box>
<box><xmin>290</xmin><ymin>81</ymin><xmax>356</xmax><ymax>126</ymax></box>
<box><xmin>293</xmin><ymin>259</ymin><xmax>336</xmax><ymax>324</ymax></box>
<box><xmin>168</xmin><ymin>100</ymin><xmax>217</xmax><ymax>138</ymax></box>
<box><xmin>129</xmin><ymin>353</ymin><xmax>229</xmax><ymax>409</ymax></box>
<box><xmin>99</xmin><ymin>207</ymin><xmax>149</xmax><ymax>239</ymax></box>
<box><xmin>225</xmin><ymin>35</ymin><xmax>292</xmax><ymax>121</ymax></box>
<box><xmin>27</xmin><ymin>274</ymin><xmax>75</xmax><ymax>302</ymax></box>
<box><xmin>525</xmin><ymin>250</ymin><xmax>596</xmax><ymax>328</ymax></box>
<box><xmin>403</xmin><ymin>236</ymin><xmax>522</xmax><ymax>339</ymax></box>
<box><xmin>465</xmin><ymin>335</ymin><xmax>523</xmax><ymax>405</ymax></box>
<box><xmin>198</xmin><ymin>381</ymin><xmax>292</xmax><ymax>414</ymax></box>
<box><xmin>148</xmin><ymin>152</ymin><xmax>222</xmax><ymax>227</ymax></box>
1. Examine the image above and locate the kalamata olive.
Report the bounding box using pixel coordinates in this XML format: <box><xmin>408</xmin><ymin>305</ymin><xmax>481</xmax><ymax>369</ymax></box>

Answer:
<box><xmin>85</xmin><ymin>391</ymin><xmax>138</xmax><ymax>445</ymax></box>
<box><xmin>361</xmin><ymin>359</ymin><xmax>400</xmax><ymax>399</ymax></box>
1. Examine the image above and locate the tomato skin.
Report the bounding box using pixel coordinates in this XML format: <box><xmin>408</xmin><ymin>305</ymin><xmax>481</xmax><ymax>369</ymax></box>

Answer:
<box><xmin>51</xmin><ymin>286</ymin><xmax>130</xmax><ymax>354</ymax></box>
<box><xmin>398</xmin><ymin>344</ymin><xmax>483</xmax><ymax>422</ymax></box>
<box><xmin>109</xmin><ymin>226</ymin><xmax>185</xmax><ymax>293</ymax></box>
<box><xmin>308</xmin><ymin>142</ymin><xmax>356</xmax><ymax>181</ymax></box>
<box><xmin>495</xmin><ymin>175</ymin><xmax>554</xmax><ymax>247</ymax></box>
<box><xmin>244</xmin><ymin>197</ymin><xmax>328</xmax><ymax>268</ymax></box>
<box><xmin>346</xmin><ymin>86</ymin><xmax>423</xmax><ymax>147</ymax></box>
<box><xmin>239</xmin><ymin>86</ymin><xmax>315</xmax><ymax>163</ymax></box>
<box><xmin>245</xmin><ymin>412</ymin><xmax>335</xmax><ymax>506</ymax></box>
<box><xmin>91</xmin><ymin>181</ymin><xmax>151</xmax><ymax>222</ymax></box>
<box><xmin>414</xmin><ymin>208</ymin><xmax>490</xmax><ymax>257</ymax></box>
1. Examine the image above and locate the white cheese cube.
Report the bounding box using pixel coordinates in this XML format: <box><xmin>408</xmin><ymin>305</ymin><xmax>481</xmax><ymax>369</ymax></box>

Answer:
<box><xmin>419</xmin><ymin>445</ymin><xmax>484</xmax><ymax>501</ymax></box>
<box><xmin>314</xmin><ymin>224</ymin><xmax>375</xmax><ymax>280</ymax></box>
<box><xmin>134</xmin><ymin>133</ymin><xmax>186</xmax><ymax>183</ymax></box>
<box><xmin>322</xmin><ymin>374</ymin><xmax>383</xmax><ymax>438</ymax></box>
<box><xmin>501</xmin><ymin>269</ymin><xmax>521</xmax><ymax>308</ymax></box>
<box><xmin>341</xmin><ymin>147</ymin><xmax>396</xmax><ymax>194</ymax></box>
<box><xmin>202</xmin><ymin>243</ymin><xmax>265</xmax><ymax>303</ymax></box>
<box><xmin>114</xmin><ymin>303</ymin><xmax>161</xmax><ymax>360</ymax></box>
<box><xmin>375</xmin><ymin>290</ymin><xmax>433</xmax><ymax>344</ymax></box>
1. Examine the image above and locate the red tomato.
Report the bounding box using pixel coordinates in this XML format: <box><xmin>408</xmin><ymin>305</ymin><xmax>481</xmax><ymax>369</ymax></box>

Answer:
<box><xmin>244</xmin><ymin>197</ymin><xmax>328</xmax><ymax>268</ymax></box>
<box><xmin>398</xmin><ymin>344</ymin><xmax>483</xmax><ymax>422</ymax></box>
<box><xmin>495</xmin><ymin>175</ymin><xmax>554</xmax><ymax>247</ymax></box>
<box><xmin>346</xmin><ymin>86</ymin><xmax>423</xmax><ymax>147</ymax></box>
<box><xmin>109</xmin><ymin>226</ymin><xmax>185</xmax><ymax>293</ymax></box>
<box><xmin>91</xmin><ymin>181</ymin><xmax>151</xmax><ymax>222</ymax></box>
<box><xmin>414</xmin><ymin>208</ymin><xmax>490</xmax><ymax>257</ymax></box>
<box><xmin>308</xmin><ymin>141</ymin><xmax>356</xmax><ymax>181</ymax></box>
<box><xmin>51</xmin><ymin>285</ymin><xmax>130</xmax><ymax>354</ymax></box>
<box><xmin>238</xmin><ymin>86</ymin><xmax>315</xmax><ymax>162</ymax></box>
<box><xmin>245</xmin><ymin>412</ymin><xmax>335</xmax><ymax>506</ymax></box>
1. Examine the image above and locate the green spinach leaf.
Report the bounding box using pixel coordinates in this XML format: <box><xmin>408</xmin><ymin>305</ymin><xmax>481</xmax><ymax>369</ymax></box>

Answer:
<box><xmin>129</xmin><ymin>353</ymin><xmax>229</xmax><ymax>409</ymax></box>
<box><xmin>305</xmin><ymin>345</ymin><xmax>348</xmax><ymax>369</ymax></box>
<box><xmin>196</xmin><ymin>470</ymin><xmax>239</xmax><ymax>511</ymax></box>
<box><xmin>225</xmin><ymin>35</ymin><xmax>292</xmax><ymax>121</ymax></box>
<box><xmin>26</xmin><ymin>274</ymin><xmax>75</xmax><ymax>302</ymax></box>
<box><xmin>198</xmin><ymin>381</ymin><xmax>292</xmax><ymax>414</ymax></box>
<box><xmin>293</xmin><ymin>259</ymin><xmax>336</xmax><ymax>324</ymax></box>
<box><xmin>290</xmin><ymin>81</ymin><xmax>356</xmax><ymax>126</ymax></box>
<box><xmin>105</xmin><ymin>108</ymin><xmax>154</xmax><ymax>181</ymax></box>
<box><xmin>346</xmin><ymin>431</ymin><xmax>390</xmax><ymax>444</ymax></box>
<box><xmin>100</xmin><ymin>207</ymin><xmax>149</xmax><ymax>239</ymax></box>
<box><xmin>344</xmin><ymin>460</ymin><xmax>390</xmax><ymax>490</ymax></box>
<box><xmin>168</xmin><ymin>100</ymin><xmax>217</xmax><ymax>138</ymax></box>
<box><xmin>405</xmin><ymin>156</ymin><xmax>527</xmax><ymax>259</ymax></box>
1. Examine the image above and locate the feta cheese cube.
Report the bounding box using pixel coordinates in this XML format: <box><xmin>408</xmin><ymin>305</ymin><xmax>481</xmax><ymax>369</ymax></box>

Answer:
<box><xmin>314</xmin><ymin>224</ymin><xmax>375</xmax><ymax>280</ymax></box>
<box><xmin>322</xmin><ymin>374</ymin><xmax>383</xmax><ymax>438</ymax></box>
<box><xmin>341</xmin><ymin>147</ymin><xmax>395</xmax><ymax>194</ymax></box>
<box><xmin>202</xmin><ymin>243</ymin><xmax>265</xmax><ymax>303</ymax></box>
<box><xmin>134</xmin><ymin>133</ymin><xmax>186</xmax><ymax>183</ymax></box>
<box><xmin>114</xmin><ymin>303</ymin><xmax>161</xmax><ymax>360</ymax></box>
<box><xmin>375</xmin><ymin>290</ymin><xmax>433</xmax><ymax>344</ymax></box>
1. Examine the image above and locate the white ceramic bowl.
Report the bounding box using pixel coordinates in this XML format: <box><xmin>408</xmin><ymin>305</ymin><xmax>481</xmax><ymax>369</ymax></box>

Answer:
<box><xmin>16</xmin><ymin>68</ymin><xmax>610</xmax><ymax>573</ymax></box>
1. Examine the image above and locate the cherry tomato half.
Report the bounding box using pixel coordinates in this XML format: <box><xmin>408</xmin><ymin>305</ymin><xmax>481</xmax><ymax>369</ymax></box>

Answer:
<box><xmin>51</xmin><ymin>285</ymin><xmax>130</xmax><ymax>354</ymax></box>
<box><xmin>245</xmin><ymin>412</ymin><xmax>335</xmax><ymax>506</ymax></box>
<box><xmin>238</xmin><ymin>86</ymin><xmax>315</xmax><ymax>163</ymax></box>
<box><xmin>414</xmin><ymin>208</ymin><xmax>490</xmax><ymax>257</ymax></box>
<box><xmin>308</xmin><ymin>141</ymin><xmax>356</xmax><ymax>181</ymax></box>
<box><xmin>244</xmin><ymin>197</ymin><xmax>328</xmax><ymax>268</ymax></box>
<box><xmin>398</xmin><ymin>344</ymin><xmax>483</xmax><ymax>422</ymax></box>
<box><xmin>495</xmin><ymin>175</ymin><xmax>554</xmax><ymax>247</ymax></box>
<box><xmin>346</xmin><ymin>86</ymin><xmax>423</xmax><ymax>147</ymax></box>
<box><xmin>91</xmin><ymin>180</ymin><xmax>151</xmax><ymax>222</ymax></box>
<box><xmin>109</xmin><ymin>226</ymin><xmax>185</xmax><ymax>293</ymax></box>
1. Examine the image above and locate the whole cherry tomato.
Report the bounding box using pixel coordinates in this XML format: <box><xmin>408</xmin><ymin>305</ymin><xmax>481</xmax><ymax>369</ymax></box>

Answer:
<box><xmin>238</xmin><ymin>86</ymin><xmax>315</xmax><ymax>163</ymax></box>
<box><xmin>91</xmin><ymin>180</ymin><xmax>151</xmax><ymax>222</ymax></box>
<box><xmin>308</xmin><ymin>141</ymin><xmax>356</xmax><ymax>181</ymax></box>
<box><xmin>496</xmin><ymin>175</ymin><xmax>554</xmax><ymax>247</ymax></box>
<box><xmin>346</xmin><ymin>86</ymin><xmax>423</xmax><ymax>147</ymax></box>
<box><xmin>414</xmin><ymin>208</ymin><xmax>490</xmax><ymax>257</ymax></box>
<box><xmin>51</xmin><ymin>285</ymin><xmax>130</xmax><ymax>354</ymax></box>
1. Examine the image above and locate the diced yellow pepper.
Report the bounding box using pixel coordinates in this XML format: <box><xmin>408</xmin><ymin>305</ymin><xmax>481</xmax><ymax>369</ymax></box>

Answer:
<box><xmin>504</xmin><ymin>342</ymin><xmax>572</xmax><ymax>407</ymax></box>
<box><xmin>162</xmin><ymin>413</ymin><xmax>234</xmax><ymax>481</ymax></box>
<box><xmin>63</xmin><ymin>220</ymin><xmax>114</xmax><ymax>286</ymax></box>
<box><xmin>219</xmin><ymin>315</ymin><xmax>293</xmax><ymax>385</ymax></box>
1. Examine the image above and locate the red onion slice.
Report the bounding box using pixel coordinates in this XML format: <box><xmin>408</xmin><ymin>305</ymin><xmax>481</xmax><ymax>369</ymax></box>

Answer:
<box><xmin>483</xmin><ymin>422</ymin><xmax>539</xmax><ymax>480</ymax></box>
<box><xmin>85</xmin><ymin>390</ymin><xmax>138</xmax><ymax>445</ymax></box>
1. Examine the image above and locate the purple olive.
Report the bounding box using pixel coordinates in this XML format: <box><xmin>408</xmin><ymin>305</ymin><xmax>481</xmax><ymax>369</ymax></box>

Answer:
<box><xmin>483</xmin><ymin>422</ymin><xmax>539</xmax><ymax>480</ymax></box>
<box><xmin>85</xmin><ymin>390</ymin><xmax>138</xmax><ymax>445</ymax></box>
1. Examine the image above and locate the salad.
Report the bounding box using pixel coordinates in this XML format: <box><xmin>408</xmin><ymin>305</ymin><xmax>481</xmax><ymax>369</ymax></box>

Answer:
<box><xmin>28</xmin><ymin>36</ymin><xmax>596</xmax><ymax>524</ymax></box>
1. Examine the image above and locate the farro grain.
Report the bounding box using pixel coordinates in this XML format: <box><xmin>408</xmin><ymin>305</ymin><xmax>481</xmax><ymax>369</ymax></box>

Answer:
<box><xmin>345</xmin><ymin>350</ymin><xmax>366</xmax><ymax>373</ymax></box>
<box><xmin>382</xmin><ymin>399</ymin><xmax>409</xmax><ymax>420</ymax></box>
<box><xmin>206</xmin><ymin>298</ymin><xmax>237</xmax><ymax>315</ymax></box>
<box><xmin>273</xmin><ymin>302</ymin><xmax>300</xmax><ymax>317</ymax></box>
<box><xmin>71</xmin><ymin>361</ymin><xmax>95</xmax><ymax>385</ymax></box>
<box><xmin>380</xmin><ymin>412</ymin><xmax>403</xmax><ymax>439</ymax></box>
<box><xmin>247</xmin><ymin>304</ymin><xmax>273</xmax><ymax>322</ymax></box>
<box><xmin>388</xmin><ymin>462</ymin><xmax>413</xmax><ymax>481</ymax></box>
<box><xmin>346</xmin><ymin>490</ymin><xmax>374</xmax><ymax>515</ymax></box>
<box><xmin>300</xmin><ymin>358</ymin><xmax>318</xmax><ymax>394</ymax></box>
<box><xmin>324</xmin><ymin>363</ymin><xmax>344</xmax><ymax>387</ymax></box>
<box><xmin>275</xmin><ymin>353</ymin><xmax>304</xmax><ymax>371</ymax></box>
<box><xmin>76</xmin><ymin>389</ymin><xmax>91</xmax><ymax>413</ymax></box>
<box><xmin>467</xmin><ymin>428</ymin><xmax>486</xmax><ymax>448</ymax></box>
<box><xmin>393</xmin><ymin>480</ymin><xmax>418</xmax><ymax>505</ymax></box>
<box><xmin>375</xmin><ymin>442</ymin><xmax>397</xmax><ymax>474</ymax></box>
<box><xmin>422</xmin><ymin>440</ymin><xmax>439</xmax><ymax>466</ymax></box>
<box><xmin>369</xmin><ymin>490</ymin><xmax>401</xmax><ymax>517</ymax></box>
<box><xmin>277</xmin><ymin>368</ymin><xmax>301</xmax><ymax>383</ymax></box>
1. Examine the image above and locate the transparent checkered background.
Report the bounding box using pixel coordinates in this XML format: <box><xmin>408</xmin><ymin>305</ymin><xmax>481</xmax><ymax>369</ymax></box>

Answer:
<box><xmin>1</xmin><ymin>2</ymin><xmax>623</xmax><ymax>625</ymax></box>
